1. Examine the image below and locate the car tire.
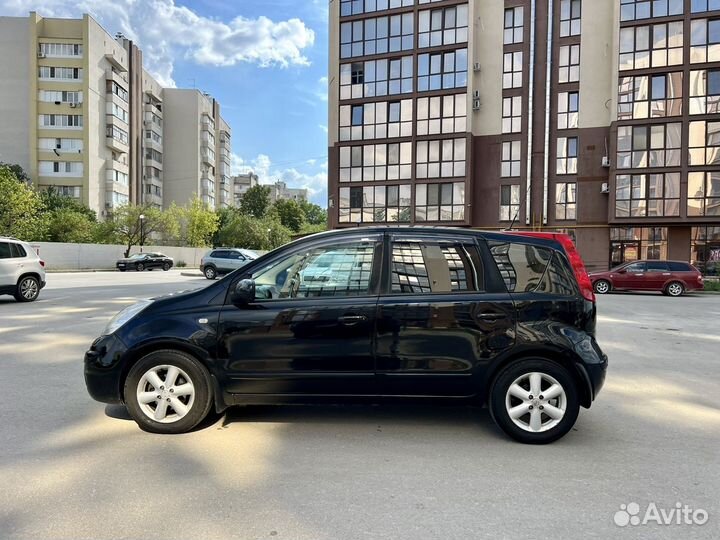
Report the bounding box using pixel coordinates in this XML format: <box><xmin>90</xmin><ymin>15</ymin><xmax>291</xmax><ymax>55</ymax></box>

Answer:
<box><xmin>489</xmin><ymin>358</ymin><xmax>580</xmax><ymax>444</ymax></box>
<box><xmin>136</xmin><ymin>263</ymin><xmax>144</xmax><ymax>272</ymax></box>
<box><xmin>163</xmin><ymin>262</ymin><xmax>171</xmax><ymax>271</ymax></box>
<box><xmin>15</xmin><ymin>276</ymin><xmax>40</xmax><ymax>302</ymax></box>
<box><xmin>118</xmin><ymin>268</ymin><xmax>126</xmax><ymax>272</ymax></box>
<box><xmin>124</xmin><ymin>350</ymin><xmax>214</xmax><ymax>434</ymax></box>
<box><xmin>204</xmin><ymin>266</ymin><xmax>217</xmax><ymax>280</ymax></box>
<box><xmin>665</xmin><ymin>281</ymin><xmax>684</xmax><ymax>297</ymax></box>
<box><xmin>593</xmin><ymin>279</ymin><xmax>611</xmax><ymax>294</ymax></box>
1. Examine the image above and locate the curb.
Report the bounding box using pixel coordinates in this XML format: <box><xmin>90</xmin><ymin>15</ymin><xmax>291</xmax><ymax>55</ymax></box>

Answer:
<box><xmin>180</xmin><ymin>271</ymin><xmax>204</xmax><ymax>277</ymax></box>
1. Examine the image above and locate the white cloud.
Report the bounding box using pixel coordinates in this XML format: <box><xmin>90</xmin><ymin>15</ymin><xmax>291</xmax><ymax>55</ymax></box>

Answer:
<box><xmin>2</xmin><ymin>0</ymin><xmax>315</xmax><ymax>86</ymax></box>
<box><xmin>318</xmin><ymin>124</ymin><xmax>328</xmax><ymax>133</ymax></box>
<box><xmin>232</xmin><ymin>153</ymin><xmax>327</xmax><ymax>206</ymax></box>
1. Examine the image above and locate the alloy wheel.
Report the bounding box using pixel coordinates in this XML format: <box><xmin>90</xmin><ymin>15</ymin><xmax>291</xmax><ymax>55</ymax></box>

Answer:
<box><xmin>594</xmin><ymin>280</ymin><xmax>610</xmax><ymax>294</ymax></box>
<box><xmin>667</xmin><ymin>282</ymin><xmax>684</xmax><ymax>297</ymax></box>
<box><xmin>20</xmin><ymin>278</ymin><xmax>39</xmax><ymax>300</ymax></box>
<box><xmin>136</xmin><ymin>365</ymin><xmax>196</xmax><ymax>423</ymax></box>
<box><xmin>505</xmin><ymin>372</ymin><xmax>567</xmax><ymax>433</ymax></box>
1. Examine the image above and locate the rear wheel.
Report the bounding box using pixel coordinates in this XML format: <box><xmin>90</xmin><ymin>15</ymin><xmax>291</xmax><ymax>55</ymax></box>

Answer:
<box><xmin>204</xmin><ymin>266</ymin><xmax>217</xmax><ymax>280</ymax></box>
<box><xmin>665</xmin><ymin>281</ymin><xmax>684</xmax><ymax>297</ymax></box>
<box><xmin>124</xmin><ymin>350</ymin><xmax>213</xmax><ymax>434</ymax></box>
<box><xmin>15</xmin><ymin>276</ymin><xmax>40</xmax><ymax>302</ymax></box>
<box><xmin>594</xmin><ymin>279</ymin><xmax>611</xmax><ymax>294</ymax></box>
<box><xmin>489</xmin><ymin>359</ymin><xmax>580</xmax><ymax>444</ymax></box>
<box><xmin>136</xmin><ymin>263</ymin><xmax>144</xmax><ymax>272</ymax></box>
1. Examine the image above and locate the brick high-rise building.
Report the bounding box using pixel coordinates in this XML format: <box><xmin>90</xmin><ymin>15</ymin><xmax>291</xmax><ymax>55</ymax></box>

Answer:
<box><xmin>328</xmin><ymin>0</ymin><xmax>720</xmax><ymax>272</ymax></box>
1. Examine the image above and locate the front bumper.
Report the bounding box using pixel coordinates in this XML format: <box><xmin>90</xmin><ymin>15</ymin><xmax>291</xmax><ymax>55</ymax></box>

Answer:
<box><xmin>84</xmin><ymin>334</ymin><xmax>129</xmax><ymax>404</ymax></box>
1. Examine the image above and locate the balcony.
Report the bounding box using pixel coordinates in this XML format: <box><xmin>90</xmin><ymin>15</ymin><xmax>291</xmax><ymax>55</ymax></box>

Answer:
<box><xmin>106</xmin><ymin>135</ymin><xmax>129</xmax><ymax>154</ymax></box>
<box><xmin>201</xmin><ymin>148</ymin><xmax>215</xmax><ymax>166</ymax></box>
<box><xmin>105</xmin><ymin>68</ymin><xmax>127</xmax><ymax>86</ymax></box>
<box><xmin>144</xmin><ymin>103</ymin><xmax>163</xmax><ymax>118</ymax></box>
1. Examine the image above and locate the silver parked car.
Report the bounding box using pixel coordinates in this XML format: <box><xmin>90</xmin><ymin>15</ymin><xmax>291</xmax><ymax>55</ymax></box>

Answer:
<box><xmin>200</xmin><ymin>248</ymin><xmax>258</xmax><ymax>280</ymax></box>
<box><xmin>0</xmin><ymin>236</ymin><xmax>47</xmax><ymax>302</ymax></box>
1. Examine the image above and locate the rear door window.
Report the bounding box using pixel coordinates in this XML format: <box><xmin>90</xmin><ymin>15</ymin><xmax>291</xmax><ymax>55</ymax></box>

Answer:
<box><xmin>490</xmin><ymin>242</ymin><xmax>577</xmax><ymax>295</ymax></box>
<box><xmin>211</xmin><ymin>250</ymin><xmax>227</xmax><ymax>259</ymax></box>
<box><xmin>390</xmin><ymin>240</ymin><xmax>484</xmax><ymax>294</ymax></box>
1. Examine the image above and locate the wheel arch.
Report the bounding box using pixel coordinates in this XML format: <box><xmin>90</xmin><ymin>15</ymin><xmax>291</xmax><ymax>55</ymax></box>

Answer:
<box><xmin>17</xmin><ymin>271</ymin><xmax>42</xmax><ymax>285</ymax></box>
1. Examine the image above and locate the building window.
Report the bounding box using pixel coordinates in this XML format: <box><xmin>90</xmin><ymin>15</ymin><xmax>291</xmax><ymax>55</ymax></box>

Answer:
<box><xmin>340</xmin><ymin>0</ymin><xmax>413</xmax><ymax>16</ymax></box>
<box><xmin>502</xmin><ymin>96</ymin><xmax>522</xmax><ymax>134</ymax></box>
<box><xmin>556</xmin><ymin>137</ymin><xmax>578</xmax><ymax>174</ymax></box>
<box><xmin>690</xmin><ymin>69</ymin><xmax>720</xmax><ymax>114</ymax></box>
<box><xmin>339</xmin><ymin>185</ymin><xmax>411</xmax><ymax>223</ymax></box>
<box><xmin>340</xmin><ymin>13</ymin><xmax>414</xmax><ymax>59</ymax></box>
<box><xmin>111</xmin><ymin>170</ymin><xmax>130</xmax><ymax>186</ymax></box>
<box><xmin>145</xmin><ymin>148</ymin><xmax>163</xmax><ymax>163</ymax></box>
<box><xmin>38</xmin><ymin>90</ymin><xmax>82</xmax><ymax>104</ymax></box>
<box><xmin>503</xmin><ymin>52</ymin><xmax>523</xmax><ymax>89</ymax></box>
<box><xmin>610</xmin><ymin>227</ymin><xmax>668</xmax><ymax>265</ymax></box>
<box><xmin>501</xmin><ymin>141</ymin><xmax>522</xmax><ymax>177</ymax></box>
<box><xmin>620</xmin><ymin>23</ymin><xmax>683</xmax><ymax>71</ymax></box>
<box><xmin>558</xmin><ymin>45</ymin><xmax>580</xmax><ymax>83</ymax></box>
<box><xmin>559</xmin><ymin>0</ymin><xmax>581</xmax><ymax>37</ymax></box>
<box><xmin>691</xmin><ymin>18</ymin><xmax>720</xmax><ymax>63</ymax></box>
<box><xmin>340</xmin><ymin>56</ymin><xmax>413</xmax><ymax>100</ymax></box>
<box><xmin>691</xmin><ymin>226</ymin><xmax>720</xmax><ymax>275</ymax></box>
<box><xmin>499</xmin><ymin>184</ymin><xmax>521</xmax><ymax>221</ymax></box>
<box><xmin>417</xmin><ymin>48</ymin><xmax>468</xmax><ymax>92</ymax></box>
<box><xmin>617</xmin><ymin>123</ymin><xmax>681</xmax><ymax>169</ymax></box>
<box><xmin>106</xmin><ymin>125</ymin><xmax>129</xmax><ymax>145</ymax></box>
<box><xmin>504</xmin><ymin>7</ymin><xmax>524</xmax><ymax>45</ymax></box>
<box><xmin>108</xmin><ymin>102</ymin><xmax>129</xmax><ymax>123</ymax></box>
<box><xmin>38</xmin><ymin>161</ymin><xmax>83</xmax><ymax>177</ymax></box>
<box><xmin>416</xmin><ymin>94</ymin><xmax>467</xmax><ymax>136</ymax></box>
<box><xmin>145</xmin><ymin>130</ymin><xmax>162</xmax><ymax>144</ymax></box>
<box><xmin>620</xmin><ymin>0</ymin><xmax>683</xmax><ymax>21</ymax></box>
<box><xmin>39</xmin><ymin>43</ymin><xmax>83</xmax><ymax>57</ymax></box>
<box><xmin>39</xmin><ymin>114</ymin><xmax>83</xmax><ymax>128</ymax></box>
<box><xmin>339</xmin><ymin>142</ymin><xmax>412</xmax><ymax>182</ymax></box>
<box><xmin>107</xmin><ymin>80</ymin><xmax>129</xmax><ymax>102</ymax></box>
<box><xmin>39</xmin><ymin>138</ymin><xmax>83</xmax><ymax>152</ymax></box>
<box><xmin>416</xmin><ymin>139</ymin><xmax>466</xmax><ymax>179</ymax></box>
<box><xmin>689</xmin><ymin>172</ymin><xmax>720</xmax><ymax>216</ymax></box>
<box><xmin>615</xmin><ymin>173</ymin><xmax>680</xmax><ymax>217</ymax></box>
<box><xmin>415</xmin><ymin>182</ymin><xmax>465</xmax><ymax>222</ymax></box>
<box><xmin>689</xmin><ymin>120</ymin><xmax>720</xmax><ymax>165</ymax></box>
<box><xmin>558</xmin><ymin>92</ymin><xmax>579</xmax><ymax>129</ymax></box>
<box><xmin>418</xmin><ymin>5</ymin><xmax>469</xmax><ymax>48</ymax></box>
<box><xmin>339</xmin><ymin>99</ymin><xmax>413</xmax><ymax>141</ymax></box>
<box><xmin>38</xmin><ymin>66</ymin><xmax>82</xmax><ymax>81</ymax></box>
<box><xmin>618</xmin><ymin>73</ymin><xmax>683</xmax><ymax>120</ymax></box>
<box><xmin>555</xmin><ymin>182</ymin><xmax>577</xmax><ymax>220</ymax></box>
<box><xmin>692</xmin><ymin>0</ymin><xmax>720</xmax><ymax>12</ymax></box>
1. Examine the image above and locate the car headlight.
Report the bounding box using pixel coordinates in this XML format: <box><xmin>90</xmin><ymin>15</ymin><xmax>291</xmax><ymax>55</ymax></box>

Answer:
<box><xmin>103</xmin><ymin>299</ymin><xmax>153</xmax><ymax>335</ymax></box>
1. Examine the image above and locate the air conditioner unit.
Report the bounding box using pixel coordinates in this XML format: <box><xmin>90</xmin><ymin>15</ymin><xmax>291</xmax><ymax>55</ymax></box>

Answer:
<box><xmin>601</xmin><ymin>182</ymin><xmax>610</xmax><ymax>194</ymax></box>
<box><xmin>69</xmin><ymin>103</ymin><xmax>77</xmax><ymax>108</ymax></box>
<box><xmin>37</xmin><ymin>52</ymin><xmax>45</xmax><ymax>58</ymax></box>
<box><xmin>601</xmin><ymin>156</ymin><xmax>611</xmax><ymax>168</ymax></box>
<box><xmin>472</xmin><ymin>98</ymin><xmax>481</xmax><ymax>111</ymax></box>
<box><xmin>473</xmin><ymin>90</ymin><xmax>480</xmax><ymax>99</ymax></box>
<box><xmin>473</xmin><ymin>62</ymin><xmax>481</xmax><ymax>72</ymax></box>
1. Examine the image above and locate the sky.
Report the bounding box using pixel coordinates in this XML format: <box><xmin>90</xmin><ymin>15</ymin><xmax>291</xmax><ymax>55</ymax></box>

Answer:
<box><xmin>0</xmin><ymin>0</ymin><xmax>330</xmax><ymax>205</ymax></box>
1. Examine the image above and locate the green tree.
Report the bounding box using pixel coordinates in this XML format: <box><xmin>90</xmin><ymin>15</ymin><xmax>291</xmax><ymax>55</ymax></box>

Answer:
<box><xmin>45</xmin><ymin>208</ymin><xmax>96</xmax><ymax>243</ymax></box>
<box><xmin>0</xmin><ymin>162</ymin><xmax>30</xmax><ymax>183</ymax></box>
<box><xmin>272</xmin><ymin>199</ymin><xmax>306</xmax><ymax>233</ymax></box>
<box><xmin>105</xmin><ymin>205</ymin><xmax>177</xmax><ymax>257</ymax></box>
<box><xmin>240</xmin><ymin>185</ymin><xmax>272</xmax><ymax>219</ymax></box>
<box><xmin>0</xmin><ymin>166</ymin><xmax>46</xmax><ymax>240</ymax></box>
<box><xmin>298</xmin><ymin>200</ymin><xmax>327</xmax><ymax>226</ymax></box>
<box><xmin>216</xmin><ymin>213</ymin><xmax>291</xmax><ymax>251</ymax></box>
<box><xmin>40</xmin><ymin>187</ymin><xmax>96</xmax><ymax>221</ymax></box>
<box><xmin>175</xmin><ymin>196</ymin><xmax>219</xmax><ymax>247</ymax></box>
<box><xmin>212</xmin><ymin>206</ymin><xmax>238</xmax><ymax>246</ymax></box>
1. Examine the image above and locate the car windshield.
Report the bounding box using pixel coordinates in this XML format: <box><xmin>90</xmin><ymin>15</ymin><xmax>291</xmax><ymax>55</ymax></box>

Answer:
<box><xmin>240</xmin><ymin>250</ymin><xmax>259</xmax><ymax>259</ymax></box>
<box><xmin>128</xmin><ymin>254</ymin><xmax>146</xmax><ymax>259</ymax></box>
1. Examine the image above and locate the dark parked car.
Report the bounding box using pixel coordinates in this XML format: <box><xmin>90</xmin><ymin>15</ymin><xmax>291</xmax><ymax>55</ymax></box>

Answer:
<box><xmin>86</xmin><ymin>227</ymin><xmax>607</xmax><ymax>444</ymax></box>
<box><xmin>116</xmin><ymin>252</ymin><xmax>174</xmax><ymax>272</ymax></box>
<box><xmin>589</xmin><ymin>260</ymin><xmax>703</xmax><ymax>297</ymax></box>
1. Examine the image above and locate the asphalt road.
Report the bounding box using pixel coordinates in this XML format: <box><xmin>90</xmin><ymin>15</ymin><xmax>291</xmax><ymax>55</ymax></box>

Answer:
<box><xmin>0</xmin><ymin>271</ymin><xmax>718</xmax><ymax>540</ymax></box>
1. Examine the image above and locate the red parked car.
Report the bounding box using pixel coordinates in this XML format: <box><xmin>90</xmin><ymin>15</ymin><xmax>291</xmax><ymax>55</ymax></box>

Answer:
<box><xmin>589</xmin><ymin>261</ymin><xmax>704</xmax><ymax>297</ymax></box>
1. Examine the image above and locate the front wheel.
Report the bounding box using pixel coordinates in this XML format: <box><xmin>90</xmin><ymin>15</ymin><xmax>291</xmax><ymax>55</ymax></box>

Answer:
<box><xmin>136</xmin><ymin>263</ymin><xmax>144</xmax><ymax>272</ymax></box>
<box><xmin>124</xmin><ymin>350</ymin><xmax>213</xmax><ymax>434</ymax></box>
<box><xmin>665</xmin><ymin>281</ymin><xmax>684</xmax><ymax>297</ymax></box>
<box><xmin>15</xmin><ymin>276</ymin><xmax>40</xmax><ymax>302</ymax></box>
<box><xmin>594</xmin><ymin>279</ymin><xmax>611</xmax><ymax>294</ymax></box>
<box><xmin>489</xmin><ymin>359</ymin><xmax>580</xmax><ymax>444</ymax></box>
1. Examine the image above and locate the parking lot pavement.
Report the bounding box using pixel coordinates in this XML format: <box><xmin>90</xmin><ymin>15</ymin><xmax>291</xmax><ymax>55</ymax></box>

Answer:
<box><xmin>0</xmin><ymin>275</ymin><xmax>718</xmax><ymax>540</ymax></box>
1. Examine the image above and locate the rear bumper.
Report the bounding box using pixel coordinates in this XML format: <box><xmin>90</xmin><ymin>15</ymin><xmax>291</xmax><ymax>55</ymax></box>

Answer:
<box><xmin>84</xmin><ymin>334</ymin><xmax>128</xmax><ymax>404</ymax></box>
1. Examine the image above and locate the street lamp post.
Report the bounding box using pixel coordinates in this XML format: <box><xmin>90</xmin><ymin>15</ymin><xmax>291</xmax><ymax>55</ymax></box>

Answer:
<box><xmin>139</xmin><ymin>214</ymin><xmax>146</xmax><ymax>253</ymax></box>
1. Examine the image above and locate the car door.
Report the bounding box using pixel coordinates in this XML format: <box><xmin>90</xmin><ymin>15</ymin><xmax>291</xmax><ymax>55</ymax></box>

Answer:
<box><xmin>216</xmin><ymin>233</ymin><xmax>383</xmax><ymax>396</ymax></box>
<box><xmin>613</xmin><ymin>262</ymin><xmax>647</xmax><ymax>290</ymax></box>
<box><xmin>646</xmin><ymin>261</ymin><xmax>670</xmax><ymax>290</ymax></box>
<box><xmin>375</xmin><ymin>233</ymin><xmax>515</xmax><ymax>397</ymax></box>
<box><xmin>0</xmin><ymin>242</ymin><xmax>15</xmax><ymax>287</ymax></box>
<box><xmin>213</xmin><ymin>251</ymin><xmax>230</xmax><ymax>273</ymax></box>
<box><xmin>226</xmin><ymin>251</ymin><xmax>246</xmax><ymax>271</ymax></box>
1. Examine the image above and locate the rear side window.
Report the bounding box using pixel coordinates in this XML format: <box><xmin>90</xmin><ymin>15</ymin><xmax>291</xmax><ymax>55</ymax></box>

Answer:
<box><xmin>10</xmin><ymin>243</ymin><xmax>27</xmax><ymax>258</ymax></box>
<box><xmin>391</xmin><ymin>241</ymin><xmax>484</xmax><ymax>294</ymax></box>
<box><xmin>210</xmin><ymin>250</ymin><xmax>226</xmax><ymax>258</ymax></box>
<box><xmin>490</xmin><ymin>242</ymin><xmax>576</xmax><ymax>295</ymax></box>
<box><xmin>668</xmin><ymin>261</ymin><xmax>692</xmax><ymax>271</ymax></box>
<box><xmin>647</xmin><ymin>261</ymin><xmax>669</xmax><ymax>271</ymax></box>
<box><xmin>0</xmin><ymin>242</ymin><xmax>11</xmax><ymax>259</ymax></box>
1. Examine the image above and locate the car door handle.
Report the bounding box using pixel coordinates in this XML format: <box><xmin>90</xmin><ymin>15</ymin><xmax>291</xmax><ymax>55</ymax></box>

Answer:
<box><xmin>338</xmin><ymin>315</ymin><xmax>368</xmax><ymax>326</ymax></box>
<box><xmin>478</xmin><ymin>312</ymin><xmax>506</xmax><ymax>321</ymax></box>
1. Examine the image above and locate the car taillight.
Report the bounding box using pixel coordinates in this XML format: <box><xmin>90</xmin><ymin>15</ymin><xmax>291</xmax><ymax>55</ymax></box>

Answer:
<box><xmin>39</xmin><ymin>260</ymin><xmax>45</xmax><ymax>268</ymax></box>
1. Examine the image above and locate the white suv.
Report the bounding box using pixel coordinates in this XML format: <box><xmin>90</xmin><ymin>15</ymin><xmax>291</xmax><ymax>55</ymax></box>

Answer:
<box><xmin>0</xmin><ymin>237</ymin><xmax>46</xmax><ymax>302</ymax></box>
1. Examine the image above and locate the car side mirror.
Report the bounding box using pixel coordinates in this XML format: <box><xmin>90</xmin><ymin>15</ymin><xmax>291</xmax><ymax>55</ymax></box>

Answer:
<box><xmin>618</xmin><ymin>269</ymin><xmax>627</xmax><ymax>274</ymax></box>
<box><xmin>231</xmin><ymin>279</ymin><xmax>256</xmax><ymax>306</ymax></box>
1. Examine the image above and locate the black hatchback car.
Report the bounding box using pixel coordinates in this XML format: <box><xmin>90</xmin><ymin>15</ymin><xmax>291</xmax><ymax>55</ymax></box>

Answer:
<box><xmin>85</xmin><ymin>227</ymin><xmax>607</xmax><ymax>444</ymax></box>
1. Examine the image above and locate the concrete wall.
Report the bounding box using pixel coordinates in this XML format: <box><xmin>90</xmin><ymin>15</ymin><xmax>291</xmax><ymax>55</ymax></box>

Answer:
<box><xmin>30</xmin><ymin>242</ymin><xmax>209</xmax><ymax>270</ymax></box>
